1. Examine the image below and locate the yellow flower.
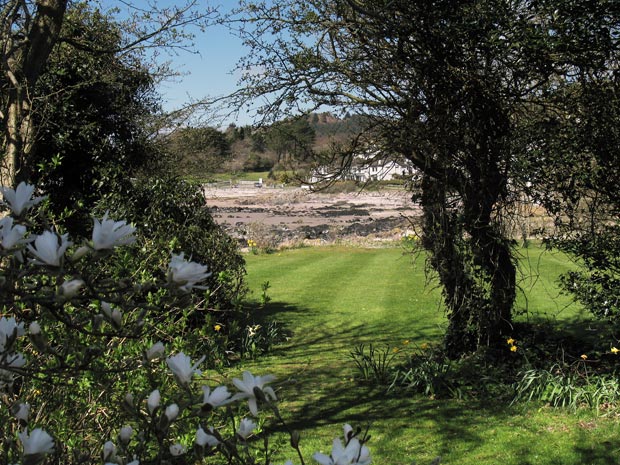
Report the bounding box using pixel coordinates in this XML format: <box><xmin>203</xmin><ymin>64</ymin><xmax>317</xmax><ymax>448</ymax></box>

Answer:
<box><xmin>612</xmin><ymin>347</ymin><xmax>619</xmax><ymax>355</ymax></box>
<box><xmin>420</xmin><ymin>342</ymin><xmax>429</xmax><ymax>350</ymax></box>
<box><xmin>510</xmin><ymin>345</ymin><xmax>518</xmax><ymax>352</ymax></box>
<box><xmin>506</xmin><ymin>338</ymin><xmax>515</xmax><ymax>345</ymax></box>
<box><xmin>392</xmin><ymin>347</ymin><xmax>400</xmax><ymax>353</ymax></box>
<box><xmin>403</xmin><ymin>340</ymin><xmax>410</xmax><ymax>345</ymax></box>
<box><xmin>580</xmin><ymin>354</ymin><xmax>588</xmax><ymax>360</ymax></box>
<box><xmin>214</xmin><ymin>324</ymin><xmax>222</xmax><ymax>332</ymax></box>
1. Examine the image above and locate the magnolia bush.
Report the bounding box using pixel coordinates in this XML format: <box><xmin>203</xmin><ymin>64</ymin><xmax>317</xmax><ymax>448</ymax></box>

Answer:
<box><xmin>0</xmin><ymin>182</ymin><xmax>373</xmax><ymax>465</ymax></box>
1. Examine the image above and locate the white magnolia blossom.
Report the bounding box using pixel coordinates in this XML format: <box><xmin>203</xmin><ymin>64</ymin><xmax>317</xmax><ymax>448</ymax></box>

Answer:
<box><xmin>27</xmin><ymin>230</ymin><xmax>71</xmax><ymax>266</ymax></box>
<box><xmin>29</xmin><ymin>321</ymin><xmax>41</xmax><ymax>335</ymax></box>
<box><xmin>103</xmin><ymin>440</ymin><xmax>116</xmax><ymax>461</ymax></box>
<box><xmin>14</xmin><ymin>402</ymin><xmax>30</xmax><ymax>422</ymax></box>
<box><xmin>0</xmin><ymin>182</ymin><xmax>45</xmax><ymax>216</ymax></box>
<box><xmin>145</xmin><ymin>341</ymin><xmax>165</xmax><ymax>361</ymax></box>
<box><xmin>147</xmin><ymin>389</ymin><xmax>161</xmax><ymax>414</ymax></box>
<box><xmin>119</xmin><ymin>426</ymin><xmax>133</xmax><ymax>444</ymax></box>
<box><xmin>59</xmin><ymin>279</ymin><xmax>85</xmax><ymax>299</ymax></box>
<box><xmin>164</xmin><ymin>403</ymin><xmax>179</xmax><ymax>422</ymax></box>
<box><xmin>195</xmin><ymin>426</ymin><xmax>220</xmax><ymax>447</ymax></box>
<box><xmin>237</xmin><ymin>418</ymin><xmax>256</xmax><ymax>439</ymax></box>
<box><xmin>100</xmin><ymin>302</ymin><xmax>122</xmax><ymax>328</ymax></box>
<box><xmin>201</xmin><ymin>385</ymin><xmax>232</xmax><ymax>409</ymax></box>
<box><xmin>18</xmin><ymin>428</ymin><xmax>55</xmax><ymax>456</ymax></box>
<box><xmin>232</xmin><ymin>371</ymin><xmax>277</xmax><ymax>416</ymax></box>
<box><xmin>169</xmin><ymin>443</ymin><xmax>187</xmax><ymax>456</ymax></box>
<box><xmin>166</xmin><ymin>352</ymin><xmax>205</xmax><ymax>387</ymax></box>
<box><xmin>0</xmin><ymin>216</ymin><xmax>29</xmax><ymax>249</ymax></box>
<box><xmin>92</xmin><ymin>212</ymin><xmax>136</xmax><ymax>250</ymax></box>
<box><xmin>313</xmin><ymin>437</ymin><xmax>371</xmax><ymax>465</ymax></box>
<box><xmin>167</xmin><ymin>252</ymin><xmax>211</xmax><ymax>292</ymax></box>
<box><xmin>0</xmin><ymin>316</ymin><xmax>25</xmax><ymax>351</ymax></box>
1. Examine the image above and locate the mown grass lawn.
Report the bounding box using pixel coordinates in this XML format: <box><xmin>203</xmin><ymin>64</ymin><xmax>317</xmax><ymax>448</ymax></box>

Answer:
<box><xmin>236</xmin><ymin>245</ymin><xmax>620</xmax><ymax>465</ymax></box>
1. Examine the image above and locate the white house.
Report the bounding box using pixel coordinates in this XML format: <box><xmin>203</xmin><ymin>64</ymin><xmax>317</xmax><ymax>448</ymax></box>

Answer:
<box><xmin>306</xmin><ymin>153</ymin><xmax>415</xmax><ymax>184</ymax></box>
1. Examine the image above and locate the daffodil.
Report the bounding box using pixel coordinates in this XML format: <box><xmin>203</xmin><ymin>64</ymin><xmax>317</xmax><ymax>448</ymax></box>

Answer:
<box><xmin>612</xmin><ymin>347</ymin><xmax>619</xmax><ymax>355</ymax></box>
<box><xmin>510</xmin><ymin>345</ymin><xmax>518</xmax><ymax>352</ymax></box>
<box><xmin>232</xmin><ymin>371</ymin><xmax>277</xmax><ymax>416</ymax></box>
<box><xmin>92</xmin><ymin>212</ymin><xmax>136</xmax><ymax>250</ymax></box>
<box><xmin>0</xmin><ymin>182</ymin><xmax>45</xmax><ymax>216</ymax></box>
<box><xmin>506</xmin><ymin>338</ymin><xmax>515</xmax><ymax>345</ymax></box>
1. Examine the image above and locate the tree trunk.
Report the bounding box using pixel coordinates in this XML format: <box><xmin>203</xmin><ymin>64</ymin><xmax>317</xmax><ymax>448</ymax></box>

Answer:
<box><xmin>421</xmin><ymin>171</ymin><xmax>516</xmax><ymax>357</ymax></box>
<box><xmin>1</xmin><ymin>0</ymin><xmax>68</xmax><ymax>186</ymax></box>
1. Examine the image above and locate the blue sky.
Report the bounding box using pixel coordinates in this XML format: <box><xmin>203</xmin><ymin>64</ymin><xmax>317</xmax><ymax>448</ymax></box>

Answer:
<box><xmin>100</xmin><ymin>1</ymin><xmax>253</xmax><ymax>126</ymax></box>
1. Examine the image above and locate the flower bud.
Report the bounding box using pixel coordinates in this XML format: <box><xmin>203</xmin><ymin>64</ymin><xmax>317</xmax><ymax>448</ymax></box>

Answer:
<box><xmin>102</xmin><ymin>440</ymin><xmax>116</xmax><ymax>461</ymax></box>
<box><xmin>13</xmin><ymin>402</ymin><xmax>30</xmax><ymax>423</ymax></box>
<box><xmin>146</xmin><ymin>341</ymin><xmax>165</xmax><ymax>361</ymax></box>
<box><xmin>147</xmin><ymin>389</ymin><xmax>160</xmax><ymax>414</ymax></box>
<box><xmin>165</xmin><ymin>403</ymin><xmax>179</xmax><ymax>422</ymax></box>
<box><xmin>71</xmin><ymin>245</ymin><xmax>90</xmax><ymax>261</ymax></box>
<box><xmin>119</xmin><ymin>426</ymin><xmax>133</xmax><ymax>445</ymax></box>
<box><xmin>58</xmin><ymin>279</ymin><xmax>84</xmax><ymax>300</ymax></box>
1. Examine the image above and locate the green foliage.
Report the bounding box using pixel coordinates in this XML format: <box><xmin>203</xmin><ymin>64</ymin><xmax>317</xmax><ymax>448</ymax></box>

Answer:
<box><xmin>514</xmin><ymin>365</ymin><xmax>620</xmax><ymax>414</ymax></box>
<box><xmin>165</xmin><ymin>126</ymin><xmax>233</xmax><ymax>176</ymax></box>
<box><xmin>30</xmin><ymin>3</ymin><xmax>165</xmax><ymax>231</ymax></box>
<box><xmin>349</xmin><ymin>343</ymin><xmax>399</xmax><ymax>386</ymax></box>
<box><xmin>97</xmin><ymin>176</ymin><xmax>246</xmax><ymax>314</ymax></box>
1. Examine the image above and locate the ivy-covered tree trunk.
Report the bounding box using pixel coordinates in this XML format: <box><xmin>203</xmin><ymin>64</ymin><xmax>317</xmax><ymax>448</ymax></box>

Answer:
<box><xmin>421</xmin><ymin>169</ymin><xmax>516</xmax><ymax>357</ymax></box>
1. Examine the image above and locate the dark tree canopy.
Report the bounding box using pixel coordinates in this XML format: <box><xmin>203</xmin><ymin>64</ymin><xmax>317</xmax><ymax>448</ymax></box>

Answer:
<box><xmin>230</xmin><ymin>0</ymin><xmax>620</xmax><ymax>354</ymax></box>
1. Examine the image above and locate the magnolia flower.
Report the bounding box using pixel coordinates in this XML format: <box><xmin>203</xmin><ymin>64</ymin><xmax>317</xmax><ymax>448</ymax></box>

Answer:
<box><xmin>100</xmin><ymin>302</ymin><xmax>122</xmax><ymax>328</ymax></box>
<box><xmin>195</xmin><ymin>426</ymin><xmax>220</xmax><ymax>447</ymax></box>
<box><xmin>0</xmin><ymin>182</ymin><xmax>45</xmax><ymax>216</ymax></box>
<box><xmin>0</xmin><ymin>216</ymin><xmax>29</xmax><ymax>249</ymax></box>
<box><xmin>201</xmin><ymin>385</ymin><xmax>232</xmax><ymax>409</ymax></box>
<box><xmin>18</xmin><ymin>428</ymin><xmax>55</xmax><ymax>456</ymax></box>
<box><xmin>27</xmin><ymin>230</ymin><xmax>71</xmax><ymax>266</ymax></box>
<box><xmin>146</xmin><ymin>341</ymin><xmax>165</xmax><ymax>361</ymax></box>
<box><xmin>103</xmin><ymin>441</ymin><xmax>116</xmax><ymax>461</ymax></box>
<box><xmin>232</xmin><ymin>371</ymin><xmax>277</xmax><ymax>416</ymax></box>
<box><xmin>147</xmin><ymin>389</ymin><xmax>161</xmax><ymax>414</ymax></box>
<box><xmin>166</xmin><ymin>352</ymin><xmax>205</xmax><ymax>387</ymax></box>
<box><xmin>59</xmin><ymin>279</ymin><xmax>85</xmax><ymax>299</ymax></box>
<box><xmin>169</xmin><ymin>443</ymin><xmax>186</xmax><ymax>456</ymax></box>
<box><xmin>92</xmin><ymin>212</ymin><xmax>136</xmax><ymax>250</ymax></box>
<box><xmin>164</xmin><ymin>403</ymin><xmax>179</xmax><ymax>422</ymax></box>
<box><xmin>119</xmin><ymin>426</ymin><xmax>133</xmax><ymax>445</ymax></box>
<box><xmin>167</xmin><ymin>252</ymin><xmax>211</xmax><ymax>292</ymax></box>
<box><xmin>313</xmin><ymin>437</ymin><xmax>371</xmax><ymax>465</ymax></box>
<box><xmin>14</xmin><ymin>402</ymin><xmax>30</xmax><ymax>422</ymax></box>
<box><xmin>29</xmin><ymin>321</ymin><xmax>41</xmax><ymax>335</ymax></box>
<box><xmin>0</xmin><ymin>316</ymin><xmax>25</xmax><ymax>351</ymax></box>
<box><xmin>237</xmin><ymin>418</ymin><xmax>256</xmax><ymax>439</ymax></box>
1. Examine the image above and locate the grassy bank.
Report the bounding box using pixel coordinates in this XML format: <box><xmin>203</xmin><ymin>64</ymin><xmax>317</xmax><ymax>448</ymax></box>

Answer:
<box><xmin>235</xmin><ymin>245</ymin><xmax>620</xmax><ymax>465</ymax></box>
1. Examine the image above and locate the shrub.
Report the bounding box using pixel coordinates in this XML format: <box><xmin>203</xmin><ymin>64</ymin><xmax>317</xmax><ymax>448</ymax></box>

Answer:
<box><xmin>0</xmin><ymin>182</ymin><xmax>375</xmax><ymax>465</ymax></box>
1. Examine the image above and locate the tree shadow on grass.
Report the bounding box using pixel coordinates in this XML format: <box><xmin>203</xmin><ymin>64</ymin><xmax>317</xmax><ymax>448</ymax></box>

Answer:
<box><xmin>248</xmin><ymin>300</ymin><xmax>619</xmax><ymax>465</ymax></box>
